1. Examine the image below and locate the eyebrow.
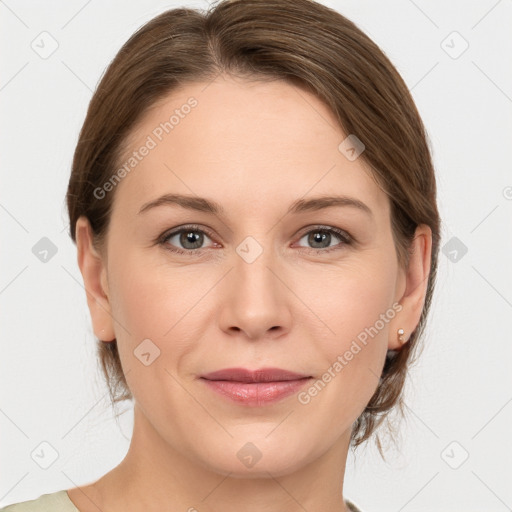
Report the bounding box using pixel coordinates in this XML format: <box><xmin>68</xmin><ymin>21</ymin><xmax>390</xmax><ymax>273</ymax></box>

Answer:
<box><xmin>138</xmin><ymin>193</ymin><xmax>373</xmax><ymax>218</ymax></box>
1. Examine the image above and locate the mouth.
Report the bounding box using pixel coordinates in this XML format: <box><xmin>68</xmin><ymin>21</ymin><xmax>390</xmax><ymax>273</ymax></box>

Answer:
<box><xmin>201</xmin><ymin>367</ymin><xmax>311</xmax><ymax>382</ymax></box>
<box><xmin>200</xmin><ymin>367</ymin><xmax>313</xmax><ymax>406</ymax></box>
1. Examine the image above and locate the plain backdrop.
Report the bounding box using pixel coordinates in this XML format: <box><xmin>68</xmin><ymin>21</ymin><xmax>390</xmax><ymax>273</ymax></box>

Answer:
<box><xmin>1</xmin><ymin>1</ymin><xmax>511</xmax><ymax>511</ymax></box>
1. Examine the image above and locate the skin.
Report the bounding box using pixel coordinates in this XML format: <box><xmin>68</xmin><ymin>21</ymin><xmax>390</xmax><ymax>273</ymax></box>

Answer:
<box><xmin>69</xmin><ymin>74</ymin><xmax>431</xmax><ymax>512</ymax></box>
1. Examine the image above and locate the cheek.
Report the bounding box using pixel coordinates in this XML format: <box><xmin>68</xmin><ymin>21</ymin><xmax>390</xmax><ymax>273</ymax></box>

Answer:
<box><xmin>293</xmin><ymin>257</ymin><xmax>397</xmax><ymax>414</ymax></box>
<box><xmin>108</xmin><ymin>248</ymin><xmax>200</xmax><ymax>339</ymax></box>
<box><xmin>294</xmin><ymin>253</ymin><xmax>397</xmax><ymax>341</ymax></box>
<box><xmin>106</xmin><ymin>249</ymin><xmax>213</xmax><ymax>390</ymax></box>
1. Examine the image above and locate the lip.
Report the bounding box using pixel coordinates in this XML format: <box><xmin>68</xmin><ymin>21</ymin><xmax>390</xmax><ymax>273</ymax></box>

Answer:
<box><xmin>201</xmin><ymin>367</ymin><xmax>310</xmax><ymax>382</ymax></box>
<box><xmin>200</xmin><ymin>367</ymin><xmax>312</xmax><ymax>407</ymax></box>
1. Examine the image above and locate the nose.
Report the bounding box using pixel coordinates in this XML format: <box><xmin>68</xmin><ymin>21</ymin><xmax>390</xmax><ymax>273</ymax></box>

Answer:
<box><xmin>217</xmin><ymin>244</ymin><xmax>292</xmax><ymax>341</ymax></box>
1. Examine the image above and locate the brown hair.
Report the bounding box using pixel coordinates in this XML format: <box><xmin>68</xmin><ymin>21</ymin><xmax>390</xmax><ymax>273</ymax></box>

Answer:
<box><xmin>66</xmin><ymin>0</ymin><xmax>440</xmax><ymax>455</ymax></box>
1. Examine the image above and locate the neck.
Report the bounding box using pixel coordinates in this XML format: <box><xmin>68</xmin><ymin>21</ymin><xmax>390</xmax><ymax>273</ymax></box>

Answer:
<box><xmin>85</xmin><ymin>404</ymin><xmax>352</xmax><ymax>512</ymax></box>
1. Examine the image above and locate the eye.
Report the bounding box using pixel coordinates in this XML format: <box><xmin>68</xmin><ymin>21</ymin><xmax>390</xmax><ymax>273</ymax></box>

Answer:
<box><xmin>158</xmin><ymin>224</ymin><xmax>353</xmax><ymax>256</ymax></box>
<box><xmin>295</xmin><ymin>226</ymin><xmax>352</xmax><ymax>254</ymax></box>
<box><xmin>158</xmin><ymin>225</ymin><xmax>216</xmax><ymax>255</ymax></box>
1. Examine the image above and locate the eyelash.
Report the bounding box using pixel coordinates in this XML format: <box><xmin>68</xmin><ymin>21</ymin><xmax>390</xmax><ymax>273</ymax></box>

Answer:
<box><xmin>157</xmin><ymin>224</ymin><xmax>353</xmax><ymax>256</ymax></box>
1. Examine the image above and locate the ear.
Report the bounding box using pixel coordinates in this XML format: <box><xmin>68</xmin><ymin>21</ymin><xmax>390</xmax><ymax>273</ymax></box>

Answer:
<box><xmin>75</xmin><ymin>216</ymin><xmax>115</xmax><ymax>342</ymax></box>
<box><xmin>389</xmin><ymin>224</ymin><xmax>432</xmax><ymax>350</ymax></box>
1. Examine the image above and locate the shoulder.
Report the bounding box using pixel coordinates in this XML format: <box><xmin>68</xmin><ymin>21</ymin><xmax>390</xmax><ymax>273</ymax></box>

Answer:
<box><xmin>0</xmin><ymin>491</ymin><xmax>79</xmax><ymax>512</ymax></box>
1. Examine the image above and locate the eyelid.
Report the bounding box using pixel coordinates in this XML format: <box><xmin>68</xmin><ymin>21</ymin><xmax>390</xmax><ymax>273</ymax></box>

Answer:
<box><xmin>292</xmin><ymin>225</ymin><xmax>353</xmax><ymax>254</ymax></box>
<box><xmin>295</xmin><ymin>224</ymin><xmax>352</xmax><ymax>243</ymax></box>
<box><xmin>157</xmin><ymin>224</ymin><xmax>217</xmax><ymax>249</ymax></box>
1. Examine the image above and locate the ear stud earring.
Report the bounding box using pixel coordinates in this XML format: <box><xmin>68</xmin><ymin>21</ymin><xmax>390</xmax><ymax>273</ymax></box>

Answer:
<box><xmin>397</xmin><ymin>328</ymin><xmax>405</xmax><ymax>345</ymax></box>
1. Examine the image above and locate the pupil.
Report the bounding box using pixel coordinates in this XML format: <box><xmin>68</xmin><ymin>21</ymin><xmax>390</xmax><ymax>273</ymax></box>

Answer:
<box><xmin>181</xmin><ymin>231</ymin><xmax>202</xmax><ymax>249</ymax></box>
<box><xmin>311</xmin><ymin>231</ymin><xmax>329</xmax><ymax>248</ymax></box>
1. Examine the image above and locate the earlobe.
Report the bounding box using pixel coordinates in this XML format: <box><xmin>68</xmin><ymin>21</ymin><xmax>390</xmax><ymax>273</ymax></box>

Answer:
<box><xmin>388</xmin><ymin>224</ymin><xmax>432</xmax><ymax>351</ymax></box>
<box><xmin>75</xmin><ymin>216</ymin><xmax>116</xmax><ymax>342</ymax></box>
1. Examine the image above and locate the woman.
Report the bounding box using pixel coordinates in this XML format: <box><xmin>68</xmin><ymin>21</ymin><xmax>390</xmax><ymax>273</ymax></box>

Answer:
<box><xmin>1</xmin><ymin>0</ymin><xmax>439</xmax><ymax>510</ymax></box>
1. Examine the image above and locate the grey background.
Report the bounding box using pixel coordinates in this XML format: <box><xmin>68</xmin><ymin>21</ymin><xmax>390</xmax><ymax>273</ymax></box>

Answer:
<box><xmin>1</xmin><ymin>0</ymin><xmax>511</xmax><ymax>510</ymax></box>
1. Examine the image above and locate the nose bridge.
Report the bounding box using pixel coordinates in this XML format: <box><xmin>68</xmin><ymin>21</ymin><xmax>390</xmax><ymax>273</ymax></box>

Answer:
<box><xmin>218</xmin><ymin>232</ymin><xmax>291</xmax><ymax>339</ymax></box>
<box><xmin>234</xmin><ymin>233</ymin><xmax>281</xmax><ymax>302</ymax></box>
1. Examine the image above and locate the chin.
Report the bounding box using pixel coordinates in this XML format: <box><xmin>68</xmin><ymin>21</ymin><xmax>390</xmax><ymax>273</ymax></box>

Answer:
<box><xmin>196</xmin><ymin>435</ymin><xmax>315</xmax><ymax>479</ymax></box>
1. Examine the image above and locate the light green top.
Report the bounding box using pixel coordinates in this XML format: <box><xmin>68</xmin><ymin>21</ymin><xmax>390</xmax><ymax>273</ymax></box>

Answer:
<box><xmin>0</xmin><ymin>490</ymin><xmax>362</xmax><ymax>511</ymax></box>
<box><xmin>0</xmin><ymin>491</ymin><xmax>78</xmax><ymax>512</ymax></box>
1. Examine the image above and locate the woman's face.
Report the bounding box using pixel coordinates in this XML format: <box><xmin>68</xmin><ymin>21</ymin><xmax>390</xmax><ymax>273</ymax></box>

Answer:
<box><xmin>78</xmin><ymin>75</ymin><xmax>426</xmax><ymax>477</ymax></box>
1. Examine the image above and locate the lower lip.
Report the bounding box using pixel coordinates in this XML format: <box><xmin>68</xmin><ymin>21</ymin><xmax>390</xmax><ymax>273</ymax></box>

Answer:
<box><xmin>201</xmin><ymin>377</ymin><xmax>312</xmax><ymax>406</ymax></box>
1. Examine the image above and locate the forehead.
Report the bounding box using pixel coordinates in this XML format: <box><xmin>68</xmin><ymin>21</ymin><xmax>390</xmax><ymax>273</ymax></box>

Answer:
<box><xmin>110</xmin><ymin>76</ymin><xmax>389</xmax><ymax>221</ymax></box>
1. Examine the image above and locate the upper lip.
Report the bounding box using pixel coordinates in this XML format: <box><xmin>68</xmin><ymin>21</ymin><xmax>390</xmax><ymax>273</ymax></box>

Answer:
<box><xmin>201</xmin><ymin>367</ymin><xmax>311</xmax><ymax>383</ymax></box>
